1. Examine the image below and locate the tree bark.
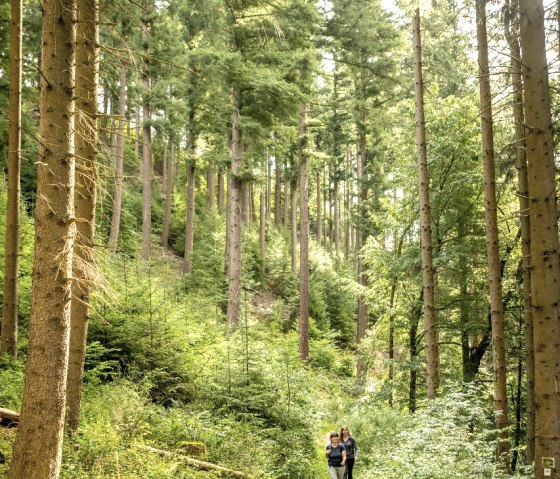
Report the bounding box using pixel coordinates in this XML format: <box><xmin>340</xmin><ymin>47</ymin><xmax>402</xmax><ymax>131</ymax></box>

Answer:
<box><xmin>207</xmin><ymin>168</ymin><xmax>215</xmax><ymax>210</ymax></box>
<box><xmin>141</xmin><ymin>13</ymin><xmax>152</xmax><ymax>261</ymax></box>
<box><xmin>274</xmin><ymin>157</ymin><xmax>282</xmax><ymax>228</ymax></box>
<box><xmin>290</xmin><ymin>173</ymin><xmax>298</xmax><ymax>275</ymax></box>
<box><xmin>227</xmin><ymin>89</ymin><xmax>242</xmax><ymax>326</ymax></box>
<box><xmin>475</xmin><ymin>0</ymin><xmax>511</xmax><ymax>468</ymax></box>
<box><xmin>218</xmin><ymin>168</ymin><xmax>225</xmax><ymax>213</ymax></box>
<box><xmin>8</xmin><ymin>0</ymin><xmax>76</xmax><ymax>474</ymax></box>
<box><xmin>505</xmin><ymin>0</ymin><xmax>535</xmax><ymax>462</ymax></box>
<box><xmin>356</xmin><ymin>125</ymin><xmax>368</xmax><ymax>354</ymax></box>
<box><xmin>519</xmin><ymin>0</ymin><xmax>560</xmax><ymax>476</ymax></box>
<box><xmin>183</xmin><ymin>113</ymin><xmax>196</xmax><ymax>274</ymax></box>
<box><xmin>316</xmin><ymin>168</ymin><xmax>322</xmax><ymax>243</ymax></box>
<box><xmin>333</xmin><ymin>176</ymin><xmax>340</xmax><ymax>255</ymax></box>
<box><xmin>413</xmin><ymin>10</ymin><xmax>439</xmax><ymax>398</ymax></box>
<box><xmin>66</xmin><ymin>0</ymin><xmax>99</xmax><ymax>433</ymax></box>
<box><xmin>107</xmin><ymin>41</ymin><xmax>126</xmax><ymax>253</ymax></box>
<box><xmin>0</xmin><ymin>0</ymin><xmax>22</xmax><ymax>357</ymax></box>
<box><xmin>259</xmin><ymin>186</ymin><xmax>265</xmax><ymax>260</ymax></box>
<box><xmin>162</xmin><ymin>141</ymin><xmax>174</xmax><ymax>247</ymax></box>
<box><xmin>298</xmin><ymin>100</ymin><xmax>309</xmax><ymax>361</ymax></box>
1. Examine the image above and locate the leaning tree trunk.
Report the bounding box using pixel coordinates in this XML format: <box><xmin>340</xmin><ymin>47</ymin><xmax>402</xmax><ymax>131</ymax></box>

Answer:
<box><xmin>227</xmin><ymin>89</ymin><xmax>242</xmax><ymax>326</ymax></box>
<box><xmin>519</xmin><ymin>0</ymin><xmax>560</xmax><ymax>477</ymax></box>
<box><xmin>8</xmin><ymin>0</ymin><xmax>76</xmax><ymax>474</ymax></box>
<box><xmin>412</xmin><ymin>10</ymin><xmax>439</xmax><ymax>398</ymax></box>
<box><xmin>475</xmin><ymin>0</ymin><xmax>511</xmax><ymax>468</ymax></box>
<box><xmin>505</xmin><ymin>0</ymin><xmax>535</xmax><ymax>462</ymax></box>
<box><xmin>66</xmin><ymin>0</ymin><xmax>99</xmax><ymax>433</ymax></box>
<box><xmin>0</xmin><ymin>0</ymin><xmax>22</xmax><ymax>357</ymax></box>
<box><xmin>298</xmin><ymin>100</ymin><xmax>309</xmax><ymax>361</ymax></box>
<box><xmin>107</xmin><ymin>42</ymin><xmax>126</xmax><ymax>253</ymax></box>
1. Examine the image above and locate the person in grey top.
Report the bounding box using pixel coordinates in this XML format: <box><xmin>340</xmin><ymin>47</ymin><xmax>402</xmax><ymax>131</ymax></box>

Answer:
<box><xmin>340</xmin><ymin>426</ymin><xmax>359</xmax><ymax>479</ymax></box>
<box><xmin>326</xmin><ymin>431</ymin><xmax>346</xmax><ymax>479</ymax></box>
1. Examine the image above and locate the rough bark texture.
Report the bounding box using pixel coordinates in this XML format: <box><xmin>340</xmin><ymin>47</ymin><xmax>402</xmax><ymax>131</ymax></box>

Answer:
<box><xmin>475</xmin><ymin>0</ymin><xmax>511</xmax><ymax>467</ymax></box>
<box><xmin>66</xmin><ymin>0</ymin><xmax>99</xmax><ymax>433</ymax></box>
<box><xmin>183</xmin><ymin>156</ymin><xmax>196</xmax><ymax>273</ymax></box>
<box><xmin>107</xmin><ymin>44</ymin><xmax>126</xmax><ymax>253</ymax></box>
<box><xmin>413</xmin><ymin>10</ymin><xmax>439</xmax><ymax>398</ymax></box>
<box><xmin>0</xmin><ymin>0</ymin><xmax>22</xmax><ymax>357</ymax></box>
<box><xmin>519</xmin><ymin>0</ymin><xmax>560</xmax><ymax>477</ymax></box>
<box><xmin>505</xmin><ymin>0</ymin><xmax>535</xmax><ymax>462</ymax></box>
<box><xmin>227</xmin><ymin>90</ymin><xmax>242</xmax><ymax>326</ymax></box>
<box><xmin>8</xmin><ymin>0</ymin><xmax>76</xmax><ymax>474</ymax></box>
<box><xmin>298</xmin><ymin>101</ymin><xmax>309</xmax><ymax>361</ymax></box>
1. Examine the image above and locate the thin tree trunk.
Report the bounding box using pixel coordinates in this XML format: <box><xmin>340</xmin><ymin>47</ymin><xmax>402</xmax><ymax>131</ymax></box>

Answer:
<box><xmin>408</xmin><ymin>293</ymin><xmax>422</xmax><ymax>414</ymax></box>
<box><xmin>8</xmin><ymin>0</ymin><xmax>76</xmax><ymax>473</ymax></box>
<box><xmin>66</xmin><ymin>0</ymin><xmax>99</xmax><ymax>432</ymax></box>
<box><xmin>259</xmin><ymin>186</ymin><xmax>265</xmax><ymax>260</ymax></box>
<box><xmin>274</xmin><ymin>157</ymin><xmax>282</xmax><ymax>227</ymax></box>
<box><xmin>316</xmin><ymin>168</ymin><xmax>322</xmax><ymax>243</ymax></box>
<box><xmin>344</xmin><ymin>146</ymin><xmax>350</xmax><ymax>260</ymax></box>
<box><xmin>475</xmin><ymin>0</ymin><xmax>510</xmax><ymax>467</ymax></box>
<box><xmin>298</xmin><ymin>100</ymin><xmax>309</xmax><ymax>361</ymax></box>
<box><xmin>519</xmin><ymin>0</ymin><xmax>560</xmax><ymax>476</ymax></box>
<box><xmin>218</xmin><ymin>168</ymin><xmax>225</xmax><ymax>213</ymax></box>
<box><xmin>207</xmin><ymin>168</ymin><xmax>215</xmax><ymax>210</ymax></box>
<box><xmin>141</xmin><ymin>14</ymin><xmax>152</xmax><ymax>261</ymax></box>
<box><xmin>241</xmin><ymin>182</ymin><xmax>251</xmax><ymax>225</ymax></box>
<box><xmin>413</xmin><ymin>10</ymin><xmax>439</xmax><ymax>398</ymax></box>
<box><xmin>290</xmin><ymin>175</ymin><xmax>298</xmax><ymax>274</ymax></box>
<box><xmin>283</xmin><ymin>160</ymin><xmax>289</xmax><ymax>227</ymax></box>
<box><xmin>356</xmin><ymin>125</ymin><xmax>368</xmax><ymax>352</ymax></box>
<box><xmin>505</xmin><ymin>0</ymin><xmax>535</xmax><ymax>462</ymax></box>
<box><xmin>107</xmin><ymin>44</ymin><xmax>126</xmax><ymax>253</ymax></box>
<box><xmin>183</xmin><ymin>112</ymin><xmax>196</xmax><ymax>274</ymax></box>
<box><xmin>227</xmin><ymin>89</ymin><xmax>242</xmax><ymax>326</ymax></box>
<box><xmin>266</xmin><ymin>156</ymin><xmax>271</xmax><ymax>218</ymax></box>
<box><xmin>162</xmin><ymin>142</ymin><xmax>174</xmax><ymax>247</ymax></box>
<box><xmin>334</xmin><ymin>177</ymin><xmax>340</xmax><ymax>255</ymax></box>
<box><xmin>0</xmin><ymin>0</ymin><xmax>22</xmax><ymax>357</ymax></box>
<box><xmin>135</xmin><ymin>107</ymin><xmax>140</xmax><ymax>161</ymax></box>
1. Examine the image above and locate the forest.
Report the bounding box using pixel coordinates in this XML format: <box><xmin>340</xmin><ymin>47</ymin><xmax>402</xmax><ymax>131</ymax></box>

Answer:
<box><xmin>0</xmin><ymin>0</ymin><xmax>559</xmax><ymax>477</ymax></box>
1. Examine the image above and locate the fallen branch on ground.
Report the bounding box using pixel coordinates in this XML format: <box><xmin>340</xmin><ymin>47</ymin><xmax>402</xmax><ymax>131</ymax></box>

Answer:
<box><xmin>0</xmin><ymin>408</ymin><xmax>19</xmax><ymax>427</ymax></box>
<box><xmin>136</xmin><ymin>444</ymin><xmax>253</xmax><ymax>478</ymax></box>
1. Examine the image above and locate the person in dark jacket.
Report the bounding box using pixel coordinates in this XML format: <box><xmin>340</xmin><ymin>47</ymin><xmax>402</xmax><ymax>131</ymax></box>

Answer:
<box><xmin>326</xmin><ymin>431</ymin><xmax>346</xmax><ymax>479</ymax></box>
<box><xmin>340</xmin><ymin>426</ymin><xmax>359</xmax><ymax>479</ymax></box>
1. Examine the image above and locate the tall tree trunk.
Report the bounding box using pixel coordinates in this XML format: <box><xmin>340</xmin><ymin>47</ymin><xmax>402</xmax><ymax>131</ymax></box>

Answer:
<box><xmin>183</xmin><ymin>112</ymin><xmax>196</xmax><ymax>274</ymax></box>
<box><xmin>298</xmin><ymin>100</ymin><xmax>309</xmax><ymax>361</ymax></box>
<box><xmin>316</xmin><ymin>168</ymin><xmax>322</xmax><ymax>243</ymax></box>
<box><xmin>207</xmin><ymin>168</ymin><xmax>215</xmax><ymax>210</ymax></box>
<box><xmin>475</xmin><ymin>0</ymin><xmax>511</xmax><ymax>467</ymax></box>
<box><xmin>135</xmin><ymin>107</ymin><xmax>140</xmax><ymax>161</ymax></box>
<box><xmin>241</xmin><ymin>182</ymin><xmax>251</xmax><ymax>225</ymax></box>
<box><xmin>8</xmin><ymin>0</ymin><xmax>76</xmax><ymax>474</ymax></box>
<box><xmin>141</xmin><ymin>15</ymin><xmax>152</xmax><ymax>261</ymax></box>
<box><xmin>413</xmin><ymin>10</ymin><xmax>439</xmax><ymax>398</ymax></box>
<box><xmin>283</xmin><ymin>159</ymin><xmax>289</xmax><ymax>227</ymax></box>
<box><xmin>107</xmin><ymin>44</ymin><xmax>127</xmax><ymax>253</ymax></box>
<box><xmin>218</xmin><ymin>168</ymin><xmax>225</xmax><ymax>213</ymax></box>
<box><xmin>356</xmin><ymin>122</ymin><xmax>368</xmax><ymax>360</ymax></box>
<box><xmin>344</xmin><ymin>146</ymin><xmax>351</xmax><ymax>260</ymax></box>
<box><xmin>333</xmin><ymin>177</ymin><xmax>340</xmax><ymax>255</ymax></box>
<box><xmin>505</xmin><ymin>0</ymin><xmax>535</xmax><ymax>462</ymax></box>
<box><xmin>66</xmin><ymin>0</ymin><xmax>99</xmax><ymax>432</ymax></box>
<box><xmin>227</xmin><ymin>89</ymin><xmax>242</xmax><ymax>326</ymax></box>
<box><xmin>0</xmin><ymin>0</ymin><xmax>22</xmax><ymax>357</ymax></box>
<box><xmin>266</xmin><ymin>156</ymin><xmax>271</xmax><ymax>218</ymax></box>
<box><xmin>259</xmin><ymin>187</ymin><xmax>265</xmax><ymax>260</ymax></box>
<box><xmin>162</xmin><ymin>141</ymin><xmax>174</xmax><ymax>247</ymax></box>
<box><xmin>290</xmin><ymin>173</ymin><xmax>298</xmax><ymax>274</ymax></box>
<box><xmin>274</xmin><ymin>158</ymin><xmax>282</xmax><ymax>227</ymax></box>
<box><xmin>519</xmin><ymin>0</ymin><xmax>560</xmax><ymax>476</ymax></box>
<box><xmin>408</xmin><ymin>293</ymin><xmax>422</xmax><ymax>414</ymax></box>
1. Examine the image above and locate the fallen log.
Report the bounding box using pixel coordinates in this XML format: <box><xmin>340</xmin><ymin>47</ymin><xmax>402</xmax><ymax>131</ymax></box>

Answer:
<box><xmin>137</xmin><ymin>444</ymin><xmax>253</xmax><ymax>478</ymax></box>
<box><xmin>0</xmin><ymin>408</ymin><xmax>19</xmax><ymax>427</ymax></box>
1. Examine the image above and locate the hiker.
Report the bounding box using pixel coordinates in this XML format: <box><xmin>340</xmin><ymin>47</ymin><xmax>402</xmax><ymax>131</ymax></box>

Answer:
<box><xmin>326</xmin><ymin>431</ymin><xmax>346</xmax><ymax>479</ymax></box>
<box><xmin>340</xmin><ymin>426</ymin><xmax>359</xmax><ymax>479</ymax></box>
